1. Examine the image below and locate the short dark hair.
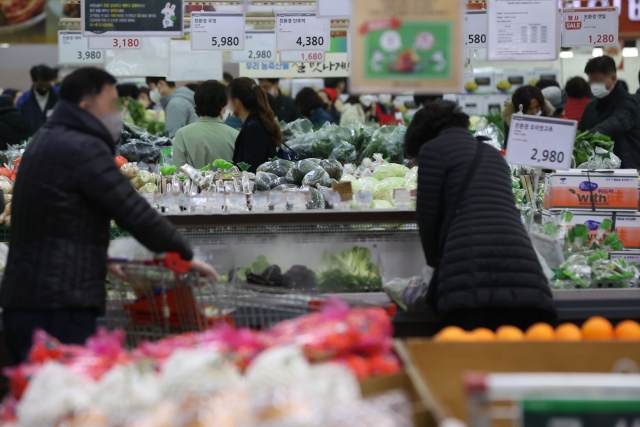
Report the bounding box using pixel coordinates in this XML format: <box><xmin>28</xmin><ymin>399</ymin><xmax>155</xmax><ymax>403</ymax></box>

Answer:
<box><xmin>535</xmin><ymin>79</ymin><xmax>560</xmax><ymax>90</ymax></box>
<box><xmin>295</xmin><ymin>87</ymin><xmax>325</xmax><ymax>118</ymax></box>
<box><xmin>60</xmin><ymin>67</ymin><xmax>117</xmax><ymax>104</ymax></box>
<box><xmin>404</xmin><ymin>101</ymin><xmax>469</xmax><ymax>158</ymax></box>
<box><xmin>324</xmin><ymin>77</ymin><xmax>345</xmax><ymax>89</ymax></box>
<box><xmin>30</xmin><ymin>65</ymin><xmax>55</xmax><ymax>83</ymax></box>
<box><xmin>145</xmin><ymin>77</ymin><xmax>176</xmax><ymax>88</ymax></box>
<box><xmin>259</xmin><ymin>78</ymin><xmax>280</xmax><ymax>85</ymax></box>
<box><xmin>413</xmin><ymin>94</ymin><xmax>442</xmax><ymax>107</ymax></box>
<box><xmin>194</xmin><ymin>80</ymin><xmax>228</xmax><ymax>118</ymax></box>
<box><xmin>223</xmin><ymin>72</ymin><xmax>234</xmax><ymax>84</ymax></box>
<box><xmin>565</xmin><ymin>76</ymin><xmax>591</xmax><ymax>98</ymax></box>
<box><xmin>511</xmin><ymin>85</ymin><xmax>545</xmax><ymax>115</ymax></box>
<box><xmin>185</xmin><ymin>83</ymin><xmax>200</xmax><ymax>92</ymax></box>
<box><xmin>116</xmin><ymin>83</ymin><xmax>140</xmax><ymax>99</ymax></box>
<box><xmin>585</xmin><ymin>55</ymin><xmax>616</xmax><ymax>75</ymax></box>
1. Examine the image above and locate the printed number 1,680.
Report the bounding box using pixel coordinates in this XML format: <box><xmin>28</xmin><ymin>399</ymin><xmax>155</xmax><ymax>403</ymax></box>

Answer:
<box><xmin>531</xmin><ymin>149</ymin><xmax>564</xmax><ymax>163</ymax></box>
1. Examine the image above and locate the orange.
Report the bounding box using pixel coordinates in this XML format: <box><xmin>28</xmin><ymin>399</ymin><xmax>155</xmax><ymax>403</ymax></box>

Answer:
<box><xmin>614</xmin><ymin>320</ymin><xmax>640</xmax><ymax>340</ymax></box>
<box><xmin>495</xmin><ymin>325</ymin><xmax>525</xmax><ymax>341</ymax></box>
<box><xmin>581</xmin><ymin>316</ymin><xmax>614</xmax><ymax>340</ymax></box>
<box><xmin>434</xmin><ymin>326</ymin><xmax>472</xmax><ymax>342</ymax></box>
<box><xmin>525</xmin><ymin>323</ymin><xmax>556</xmax><ymax>340</ymax></box>
<box><xmin>471</xmin><ymin>327</ymin><xmax>496</xmax><ymax>341</ymax></box>
<box><xmin>555</xmin><ymin>323</ymin><xmax>583</xmax><ymax>341</ymax></box>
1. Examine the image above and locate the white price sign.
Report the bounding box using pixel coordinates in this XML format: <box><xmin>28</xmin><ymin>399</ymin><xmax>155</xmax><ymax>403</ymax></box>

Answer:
<box><xmin>88</xmin><ymin>37</ymin><xmax>142</xmax><ymax>49</ymax></box>
<box><xmin>276</xmin><ymin>13</ymin><xmax>330</xmax><ymax>51</ymax></box>
<box><xmin>58</xmin><ymin>31</ymin><xmax>105</xmax><ymax>64</ymax></box>
<box><xmin>316</xmin><ymin>0</ymin><xmax>351</xmax><ymax>18</ymax></box>
<box><xmin>230</xmin><ymin>31</ymin><xmax>276</xmax><ymax>62</ymax></box>
<box><xmin>505</xmin><ymin>115</ymin><xmax>577</xmax><ymax>170</ymax></box>
<box><xmin>465</xmin><ymin>11</ymin><xmax>487</xmax><ymax>48</ymax></box>
<box><xmin>561</xmin><ymin>7</ymin><xmax>618</xmax><ymax>47</ymax></box>
<box><xmin>279</xmin><ymin>50</ymin><xmax>325</xmax><ymax>63</ymax></box>
<box><xmin>191</xmin><ymin>12</ymin><xmax>245</xmax><ymax>51</ymax></box>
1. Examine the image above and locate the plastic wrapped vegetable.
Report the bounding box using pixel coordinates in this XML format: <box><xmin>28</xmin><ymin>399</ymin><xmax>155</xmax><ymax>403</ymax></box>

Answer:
<box><xmin>320</xmin><ymin>159</ymin><xmax>343</xmax><ymax>181</ymax></box>
<box><xmin>121</xmin><ymin>162</ymin><xmax>140</xmax><ymax>179</ymax></box>
<box><xmin>303</xmin><ymin>169</ymin><xmax>331</xmax><ymax>188</ymax></box>
<box><xmin>138</xmin><ymin>183</ymin><xmax>158</xmax><ymax>194</ymax></box>
<box><xmin>255</xmin><ymin>172</ymin><xmax>279</xmax><ymax>191</ymax></box>
<box><xmin>340</xmin><ymin>174</ymin><xmax>364</xmax><ymax>193</ymax></box>
<box><xmin>271</xmin><ymin>177</ymin><xmax>289</xmax><ymax>188</ymax></box>
<box><xmin>290</xmin><ymin>159</ymin><xmax>324</xmax><ymax>184</ymax></box>
<box><xmin>358</xmin><ymin>177</ymin><xmax>379</xmax><ymax>190</ymax></box>
<box><xmin>373</xmin><ymin>177</ymin><xmax>406</xmax><ymax>201</ymax></box>
<box><xmin>272</xmin><ymin>184</ymin><xmax>300</xmax><ymax>191</ymax></box>
<box><xmin>557</xmin><ymin>254</ymin><xmax>591</xmax><ymax>288</ymax></box>
<box><xmin>329</xmin><ymin>142</ymin><xmax>357</xmax><ymax>164</ymax></box>
<box><xmin>373</xmin><ymin>163</ymin><xmax>410</xmax><ymax>181</ymax></box>
<box><xmin>257</xmin><ymin>159</ymin><xmax>295</xmax><ymax>177</ymax></box>
<box><xmin>305</xmin><ymin>186</ymin><xmax>326</xmax><ymax>209</ymax></box>
<box><xmin>131</xmin><ymin>170</ymin><xmax>158</xmax><ymax>190</ymax></box>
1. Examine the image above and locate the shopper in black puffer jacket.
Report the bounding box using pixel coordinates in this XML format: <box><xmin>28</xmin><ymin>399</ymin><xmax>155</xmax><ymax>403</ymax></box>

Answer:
<box><xmin>0</xmin><ymin>95</ymin><xmax>31</xmax><ymax>149</ymax></box>
<box><xmin>405</xmin><ymin>102</ymin><xmax>555</xmax><ymax>331</ymax></box>
<box><xmin>0</xmin><ymin>68</ymin><xmax>217</xmax><ymax>364</ymax></box>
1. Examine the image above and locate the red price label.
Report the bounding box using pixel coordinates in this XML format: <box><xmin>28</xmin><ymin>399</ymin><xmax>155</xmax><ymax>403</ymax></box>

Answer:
<box><xmin>88</xmin><ymin>37</ymin><xmax>142</xmax><ymax>50</ymax></box>
<box><xmin>280</xmin><ymin>50</ymin><xmax>324</xmax><ymax>63</ymax></box>
<box><xmin>589</xmin><ymin>34</ymin><xmax>615</xmax><ymax>44</ymax></box>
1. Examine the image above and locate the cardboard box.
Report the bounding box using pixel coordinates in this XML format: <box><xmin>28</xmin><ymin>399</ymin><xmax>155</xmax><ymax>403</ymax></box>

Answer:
<box><xmin>609</xmin><ymin>250</ymin><xmax>640</xmax><ymax>265</ymax></box>
<box><xmin>398</xmin><ymin>340</ymin><xmax>640</xmax><ymax>422</ymax></box>
<box><xmin>541</xmin><ymin>210</ymin><xmax>613</xmax><ymax>243</ymax></box>
<box><xmin>543</xmin><ymin>169</ymin><xmax>639</xmax><ymax>211</ymax></box>
<box><xmin>614</xmin><ymin>213</ymin><xmax>640</xmax><ymax>249</ymax></box>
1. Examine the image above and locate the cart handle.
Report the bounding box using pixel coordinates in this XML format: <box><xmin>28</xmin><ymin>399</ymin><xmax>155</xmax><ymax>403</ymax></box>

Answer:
<box><xmin>164</xmin><ymin>252</ymin><xmax>193</xmax><ymax>274</ymax></box>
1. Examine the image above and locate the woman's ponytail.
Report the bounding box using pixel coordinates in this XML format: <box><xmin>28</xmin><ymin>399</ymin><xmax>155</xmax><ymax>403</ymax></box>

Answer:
<box><xmin>228</xmin><ymin>77</ymin><xmax>282</xmax><ymax>148</ymax></box>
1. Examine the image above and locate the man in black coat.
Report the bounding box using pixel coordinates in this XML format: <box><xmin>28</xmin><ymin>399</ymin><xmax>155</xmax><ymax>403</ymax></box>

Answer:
<box><xmin>17</xmin><ymin>65</ymin><xmax>59</xmax><ymax>133</ymax></box>
<box><xmin>579</xmin><ymin>56</ymin><xmax>640</xmax><ymax>169</ymax></box>
<box><xmin>0</xmin><ymin>68</ymin><xmax>217</xmax><ymax>363</ymax></box>
<box><xmin>258</xmin><ymin>78</ymin><xmax>303</xmax><ymax>123</ymax></box>
<box><xmin>0</xmin><ymin>95</ymin><xmax>31</xmax><ymax>149</ymax></box>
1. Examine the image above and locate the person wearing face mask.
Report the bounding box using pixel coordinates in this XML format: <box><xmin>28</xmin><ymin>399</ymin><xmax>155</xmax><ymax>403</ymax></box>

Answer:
<box><xmin>579</xmin><ymin>56</ymin><xmax>640</xmax><ymax>169</ymax></box>
<box><xmin>258</xmin><ymin>78</ymin><xmax>303</xmax><ymax>123</ymax></box>
<box><xmin>340</xmin><ymin>95</ymin><xmax>375</xmax><ymax>126</ymax></box>
<box><xmin>17</xmin><ymin>65</ymin><xmax>59</xmax><ymax>133</ymax></box>
<box><xmin>0</xmin><ymin>68</ymin><xmax>218</xmax><ymax>364</ymax></box>
<box><xmin>172</xmin><ymin>80</ymin><xmax>238</xmax><ymax>169</ymax></box>
<box><xmin>145</xmin><ymin>77</ymin><xmax>198</xmax><ymax>138</ymax></box>
<box><xmin>501</xmin><ymin>85</ymin><xmax>553</xmax><ymax>149</ymax></box>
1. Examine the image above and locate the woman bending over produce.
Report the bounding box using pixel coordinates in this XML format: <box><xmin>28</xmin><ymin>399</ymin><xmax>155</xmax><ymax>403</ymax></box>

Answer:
<box><xmin>406</xmin><ymin>102</ymin><xmax>555</xmax><ymax>331</ymax></box>
<box><xmin>227</xmin><ymin>78</ymin><xmax>282</xmax><ymax>173</ymax></box>
<box><xmin>172</xmin><ymin>80</ymin><xmax>238</xmax><ymax>169</ymax></box>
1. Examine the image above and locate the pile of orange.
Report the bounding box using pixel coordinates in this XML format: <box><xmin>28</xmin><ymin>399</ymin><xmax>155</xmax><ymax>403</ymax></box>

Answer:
<box><xmin>433</xmin><ymin>317</ymin><xmax>640</xmax><ymax>342</ymax></box>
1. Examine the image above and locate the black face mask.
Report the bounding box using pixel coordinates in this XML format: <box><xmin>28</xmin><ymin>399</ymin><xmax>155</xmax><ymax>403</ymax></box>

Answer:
<box><xmin>35</xmin><ymin>88</ymin><xmax>49</xmax><ymax>96</ymax></box>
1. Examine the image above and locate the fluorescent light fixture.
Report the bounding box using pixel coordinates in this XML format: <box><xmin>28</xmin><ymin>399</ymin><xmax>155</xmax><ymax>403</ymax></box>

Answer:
<box><xmin>0</xmin><ymin>43</ymin><xmax>9</xmax><ymax>48</ymax></box>
<box><xmin>592</xmin><ymin>47</ymin><xmax>604</xmax><ymax>57</ymax></box>
<box><xmin>622</xmin><ymin>47</ymin><xmax>639</xmax><ymax>57</ymax></box>
<box><xmin>560</xmin><ymin>50</ymin><xmax>573</xmax><ymax>58</ymax></box>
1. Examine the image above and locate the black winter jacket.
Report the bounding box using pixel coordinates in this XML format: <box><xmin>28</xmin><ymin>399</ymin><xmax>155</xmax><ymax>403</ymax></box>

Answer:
<box><xmin>0</xmin><ymin>100</ymin><xmax>193</xmax><ymax>310</ymax></box>
<box><xmin>416</xmin><ymin>127</ymin><xmax>555</xmax><ymax>315</ymax></box>
<box><xmin>233</xmin><ymin>114</ymin><xmax>277</xmax><ymax>173</ymax></box>
<box><xmin>0</xmin><ymin>96</ymin><xmax>31</xmax><ymax>149</ymax></box>
<box><xmin>579</xmin><ymin>82</ymin><xmax>640</xmax><ymax>169</ymax></box>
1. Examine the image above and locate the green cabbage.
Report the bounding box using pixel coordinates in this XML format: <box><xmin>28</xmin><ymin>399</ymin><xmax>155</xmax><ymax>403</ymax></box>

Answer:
<box><xmin>373</xmin><ymin>177</ymin><xmax>407</xmax><ymax>201</ymax></box>
<box><xmin>370</xmin><ymin>200</ymin><xmax>395</xmax><ymax>209</ymax></box>
<box><xmin>373</xmin><ymin>163</ymin><xmax>410</xmax><ymax>180</ymax></box>
<box><xmin>340</xmin><ymin>174</ymin><xmax>363</xmax><ymax>192</ymax></box>
<box><xmin>358</xmin><ymin>177</ymin><xmax>380</xmax><ymax>190</ymax></box>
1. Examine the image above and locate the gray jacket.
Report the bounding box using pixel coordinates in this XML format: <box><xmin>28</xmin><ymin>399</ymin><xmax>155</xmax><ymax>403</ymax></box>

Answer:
<box><xmin>161</xmin><ymin>87</ymin><xmax>198</xmax><ymax>138</ymax></box>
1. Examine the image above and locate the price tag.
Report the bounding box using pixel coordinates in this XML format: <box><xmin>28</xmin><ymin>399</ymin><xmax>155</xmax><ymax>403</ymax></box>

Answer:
<box><xmin>191</xmin><ymin>12</ymin><xmax>245</xmax><ymax>51</ymax></box>
<box><xmin>561</xmin><ymin>7</ymin><xmax>618</xmax><ymax>47</ymax></box>
<box><xmin>465</xmin><ymin>11</ymin><xmax>487</xmax><ymax>48</ymax></box>
<box><xmin>505</xmin><ymin>115</ymin><xmax>577</xmax><ymax>171</ymax></box>
<box><xmin>276</xmin><ymin>13</ymin><xmax>330</xmax><ymax>51</ymax></box>
<box><xmin>89</xmin><ymin>37</ymin><xmax>142</xmax><ymax>49</ymax></box>
<box><xmin>316</xmin><ymin>0</ymin><xmax>351</xmax><ymax>18</ymax></box>
<box><xmin>286</xmin><ymin>192</ymin><xmax>306</xmax><ymax>206</ymax></box>
<box><xmin>230</xmin><ymin>31</ymin><xmax>276</xmax><ymax>62</ymax></box>
<box><xmin>269</xmin><ymin>191</ymin><xmax>285</xmax><ymax>206</ymax></box>
<box><xmin>279</xmin><ymin>51</ymin><xmax>325</xmax><ymax>63</ymax></box>
<box><xmin>58</xmin><ymin>31</ymin><xmax>105</xmax><ymax>64</ymax></box>
<box><xmin>355</xmin><ymin>190</ymin><xmax>373</xmax><ymax>204</ymax></box>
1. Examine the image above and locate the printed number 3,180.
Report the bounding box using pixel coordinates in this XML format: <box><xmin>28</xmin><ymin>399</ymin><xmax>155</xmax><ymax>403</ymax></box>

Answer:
<box><xmin>531</xmin><ymin>149</ymin><xmax>564</xmax><ymax>163</ymax></box>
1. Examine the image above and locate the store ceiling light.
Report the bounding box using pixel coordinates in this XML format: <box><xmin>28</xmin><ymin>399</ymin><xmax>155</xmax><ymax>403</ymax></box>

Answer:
<box><xmin>560</xmin><ymin>50</ymin><xmax>573</xmax><ymax>59</ymax></box>
<box><xmin>592</xmin><ymin>47</ymin><xmax>604</xmax><ymax>57</ymax></box>
<box><xmin>622</xmin><ymin>47</ymin><xmax>639</xmax><ymax>57</ymax></box>
<box><xmin>0</xmin><ymin>43</ymin><xmax>9</xmax><ymax>48</ymax></box>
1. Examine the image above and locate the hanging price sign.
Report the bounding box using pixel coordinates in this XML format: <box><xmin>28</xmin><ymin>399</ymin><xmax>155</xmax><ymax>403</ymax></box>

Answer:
<box><xmin>279</xmin><ymin>50</ymin><xmax>325</xmax><ymax>63</ymax></box>
<box><xmin>58</xmin><ymin>31</ymin><xmax>105</xmax><ymax>64</ymax></box>
<box><xmin>505</xmin><ymin>115</ymin><xmax>577</xmax><ymax>171</ymax></box>
<box><xmin>191</xmin><ymin>12</ymin><xmax>245</xmax><ymax>51</ymax></box>
<box><xmin>465</xmin><ymin>10</ymin><xmax>487</xmax><ymax>48</ymax></box>
<box><xmin>230</xmin><ymin>31</ymin><xmax>276</xmax><ymax>62</ymax></box>
<box><xmin>276</xmin><ymin>13</ymin><xmax>330</xmax><ymax>51</ymax></box>
<box><xmin>561</xmin><ymin>7</ymin><xmax>618</xmax><ymax>47</ymax></box>
<box><xmin>316</xmin><ymin>0</ymin><xmax>351</xmax><ymax>18</ymax></box>
<box><xmin>89</xmin><ymin>37</ymin><xmax>142</xmax><ymax>49</ymax></box>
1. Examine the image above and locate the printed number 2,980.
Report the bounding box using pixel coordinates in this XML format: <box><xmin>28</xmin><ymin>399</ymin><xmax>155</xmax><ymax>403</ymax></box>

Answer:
<box><xmin>531</xmin><ymin>149</ymin><xmax>564</xmax><ymax>163</ymax></box>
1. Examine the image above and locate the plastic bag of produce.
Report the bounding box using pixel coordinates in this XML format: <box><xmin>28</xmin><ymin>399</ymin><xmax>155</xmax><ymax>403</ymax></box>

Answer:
<box><xmin>131</xmin><ymin>170</ymin><xmax>157</xmax><ymax>190</ymax></box>
<box><xmin>557</xmin><ymin>254</ymin><xmax>591</xmax><ymax>288</ymax></box>
<box><xmin>255</xmin><ymin>172</ymin><xmax>279</xmax><ymax>191</ymax></box>
<box><xmin>359</xmin><ymin>126</ymin><xmax>405</xmax><ymax>162</ymax></box>
<box><xmin>305</xmin><ymin>186</ymin><xmax>326</xmax><ymax>209</ymax></box>
<box><xmin>303</xmin><ymin>169</ymin><xmax>331</xmax><ymax>188</ymax></box>
<box><xmin>287</xmin><ymin>133</ymin><xmax>316</xmax><ymax>159</ymax></box>
<box><xmin>320</xmin><ymin>159</ymin><xmax>343</xmax><ymax>180</ymax></box>
<box><xmin>138</xmin><ymin>183</ymin><xmax>158</xmax><ymax>194</ymax></box>
<box><xmin>373</xmin><ymin>163</ymin><xmax>410</xmax><ymax>181</ymax></box>
<box><xmin>270</xmin><ymin>177</ymin><xmax>288</xmax><ymax>188</ymax></box>
<box><xmin>329</xmin><ymin>142</ymin><xmax>357</xmax><ymax>163</ymax></box>
<box><xmin>257</xmin><ymin>159</ymin><xmax>295</xmax><ymax>177</ymax></box>
<box><xmin>340</xmin><ymin>174</ymin><xmax>363</xmax><ymax>193</ymax></box>
<box><xmin>272</xmin><ymin>184</ymin><xmax>300</xmax><ymax>191</ymax></box>
<box><xmin>373</xmin><ymin>177</ymin><xmax>406</xmax><ymax>201</ymax></box>
<box><xmin>287</xmin><ymin>118</ymin><xmax>314</xmax><ymax>135</ymax></box>
<box><xmin>120</xmin><ymin>162</ymin><xmax>139</xmax><ymax>179</ymax></box>
<box><xmin>290</xmin><ymin>159</ymin><xmax>324</xmax><ymax>184</ymax></box>
<box><xmin>383</xmin><ymin>268</ymin><xmax>433</xmax><ymax>312</ymax></box>
<box><xmin>591</xmin><ymin>258</ymin><xmax>637</xmax><ymax>288</ymax></box>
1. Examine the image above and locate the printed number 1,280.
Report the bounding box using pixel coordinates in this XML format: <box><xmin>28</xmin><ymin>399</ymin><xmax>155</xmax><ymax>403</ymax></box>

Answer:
<box><xmin>531</xmin><ymin>149</ymin><xmax>564</xmax><ymax>163</ymax></box>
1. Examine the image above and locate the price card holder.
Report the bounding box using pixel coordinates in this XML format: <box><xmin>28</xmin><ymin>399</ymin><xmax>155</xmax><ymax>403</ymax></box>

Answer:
<box><xmin>276</xmin><ymin>13</ymin><xmax>330</xmax><ymax>51</ymax></box>
<box><xmin>287</xmin><ymin>191</ymin><xmax>307</xmax><ymax>211</ymax></box>
<box><xmin>225</xmin><ymin>191</ymin><xmax>246</xmax><ymax>214</ymax></box>
<box><xmin>355</xmin><ymin>190</ymin><xmax>373</xmax><ymax>210</ymax></box>
<box><xmin>393</xmin><ymin>188</ymin><xmax>411</xmax><ymax>211</ymax></box>
<box><xmin>269</xmin><ymin>191</ymin><xmax>286</xmax><ymax>212</ymax></box>
<box><xmin>59</xmin><ymin>31</ymin><xmax>105</xmax><ymax>65</ymax></box>
<box><xmin>252</xmin><ymin>191</ymin><xmax>269</xmax><ymax>213</ymax></box>
<box><xmin>89</xmin><ymin>37</ymin><xmax>142</xmax><ymax>49</ymax></box>
<box><xmin>230</xmin><ymin>31</ymin><xmax>276</xmax><ymax>63</ymax></box>
<box><xmin>176</xmin><ymin>194</ymin><xmax>190</xmax><ymax>212</ymax></box>
<box><xmin>561</xmin><ymin>7</ymin><xmax>618</xmax><ymax>47</ymax></box>
<box><xmin>332</xmin><ymin>181</ymin><xmax>353</xmax><ymax>202</ymax></box>
<box><xmin>191</xmin><ymin>12</ymin><xmax>245</xmax><ymax>51</ymax></box>
<box><xmin>464</xmin><ymin>11</ymin><xmax>487</xmax><ymax>48</ymax></box>
<box><xmin>207</xmin><ymin>193</ymin><xmax>225</xmax><ymax>214</ymax></box>
<box><xmin>505</xmin><ymin>115</ymin><xmax>577</xmax><ymax>171</ymax></box>
<box><xmin>279</xmin><ymin>51</ymin><xmax>325</xmax><ymax>63</ymax></box>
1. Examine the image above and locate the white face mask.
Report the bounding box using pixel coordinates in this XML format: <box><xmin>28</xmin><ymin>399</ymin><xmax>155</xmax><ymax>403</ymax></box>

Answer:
<box><xmin>379</xmin><ymin>94</ymin><xmax>392</xmax><ymax>106</ymax></box>
<box><xmin>150</xmin><ymin>87</ymin><xmax>162</xmax><ymax>104</ymax></box>
<box><xmin>590</xmin><ymin>83</ymin><xmax>611</xmax><ymax>99</ymax></box>
<box><xmin>100</xmin><ymin>113</ymin><xmax>124</xmax><ymax>143</ymax></box>
<box><xmin>535</xmin><ymin>110</ymin><xmax>543</xmax><ymax>116</ymax></box>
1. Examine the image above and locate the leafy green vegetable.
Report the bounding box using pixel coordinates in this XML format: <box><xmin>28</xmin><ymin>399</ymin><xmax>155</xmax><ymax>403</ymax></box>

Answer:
<box><xmin>201</xmin><ymin>164</ymin><xmax>211</xmax><ymax>172</ymax></box>
<box><xmin>213</xmin><ymin>159</ymin><xmax>233</xmax><ymax>170</ymax></box>
<box><xmin>159</xmin><ymin>165</ymin><xmax>176</xmax><ymax>176</ymax></box>
<box><xmin>251</xmin><ymin>255</ymin><xmax>270</xmax><ymax>275</ymax></box>
<box><xmin>317</xmin><ymin>246</ymin><xmax>381</xmax><ymax>292</ymax></box>
<box><xmin>237</xmin><ymin>162</ymin><xmax>250</xmax><ymax>171</ymax></box>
